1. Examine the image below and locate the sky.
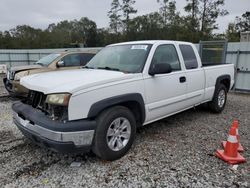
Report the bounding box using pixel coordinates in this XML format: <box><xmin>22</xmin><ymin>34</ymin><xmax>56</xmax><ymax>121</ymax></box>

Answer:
<box><xmin>0</xmin><ymin>0</ymin><xmax>249</xmax><ymax>33</ymax></box>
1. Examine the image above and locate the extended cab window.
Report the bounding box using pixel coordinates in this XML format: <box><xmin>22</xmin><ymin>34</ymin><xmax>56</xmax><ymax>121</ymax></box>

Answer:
<box><xmin>63</xmin><ymin>54</ymin><xmax>81</xmax><ymax>66</ymax></box>
<box><xmin>179</xmin><ymin>45</ymin><xmax>198</xmax><ymax>69</ymax></box>
<box><xmin>151</xmin><ymin>44</ymin><xmax>181</xmax><ymax>71</ymax></box>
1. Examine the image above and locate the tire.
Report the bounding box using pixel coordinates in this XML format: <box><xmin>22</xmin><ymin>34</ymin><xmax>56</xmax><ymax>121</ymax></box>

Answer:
<box><xmin>209</xmin><ymin>84</ymin><xmax>227</xmax><ymax>113</ymax></box>
<box><xmin>92</xmin><ymin>106</ymin><xmax>136</xmax><ymax>161</ymax></box>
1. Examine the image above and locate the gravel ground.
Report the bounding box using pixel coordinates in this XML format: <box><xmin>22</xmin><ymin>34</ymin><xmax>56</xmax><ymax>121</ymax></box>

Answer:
<box><xmin>0</xmin><ymin>75</ymin><xmax>249</xmax><ymax>187</ymax></box>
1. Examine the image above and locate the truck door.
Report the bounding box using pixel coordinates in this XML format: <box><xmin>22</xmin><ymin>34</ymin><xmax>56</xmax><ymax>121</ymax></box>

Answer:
<box><xmin>144</xmin><ymin>44</ymin><xmax>187</xmax><ymax>122</ymax></box>
<box><xmin>179</xmin><ymin>44</ymin><xmax>205</xmax><ymax>107</ymax></box>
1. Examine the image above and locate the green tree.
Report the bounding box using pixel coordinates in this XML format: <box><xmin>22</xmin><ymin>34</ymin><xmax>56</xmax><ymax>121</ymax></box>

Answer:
<box><xmin>0</xmin><ymin>1</ymin><xmax>230</xmax><ymax>49</ymax></box>
<box><xmin>183</xmin><ymin>0</ymin><xmax>228</xmax><ymax>40</ymax></box>
<box><xmin>2</xmin><ymin>31</ymin><xmax>13</xmax><ymax>48</ymax></box>
<box><xmin>47</xmin><ymin>20</ymin><xmax>73</xmax><ymax>47</ymax></box>
<box><xmin>72</xmin><ymin>17</ymin><xmax>98</xmax><ymax>47</ymax></box>
<box><xmin>128</xmin><ymin>11</ymin><xmax>189</xmax><ymax>41</ymax></box>
<box><xmin>166</xmin><ymin>1</ymin><xmax>179</xmax><ymax>26</ymax></box>
<box><xmin>156</xmin><ymin>0</ymin><xmax>185</xmax><ymax>40</ymax></box>
<box><xmin>157</xmin><ymin>0</ymin><xmax>180</xmax><ymax>26</ymax></box>
<box><xmin>128</xmin><ymin>12</ymin><xmax>163</xmax><ymax>40</ymax></box>
<box><xmin>9</xmin><ymin>25</ymin><xmax>44</xmax><ymax>48</ymax></box>
<box><xmin>199</xmin><ymin>0</ymin><xmax>228</xmax><ymax>39</ymax></box>
<box><xmin>235</xmin><ymin>11</ymin><xmax>250</xmax><ymax>32</ymax></box>
<box><xmin>156</xmin><ymin>1</ymin><xmax>179</xmax><ymax>26</ymax></box>
<box><xmin>225</xmin><ymin>22</ymin><xmax>240</xmax><ymax>42</ymax></box>
<box><xmin>121</xmin><ymin>0</ymin><xmax>137</xmax><ymax>34</ymax></box>
<box><xmin>184</xmin><ymin>0</ymin><xmax>200</xmax><ymax>42</ymax></box>
<box><xmin>157</xmin><ymin>0</ymin><xmax>169</xmax><ymax>25</ymax></box>
<box><xmin>44</xmin><ymin>17</ymin><xmax>98</xmax><ymax>47</ymax></box>
<box><xmin>108</xmin><ymin>0</ymin><xmax>122</xmax><ymax>34</ymax></box>
<box><xmin>96</xmin><ymin>28</ymin><xmax>110</xmax><ymax>46</ymax></box>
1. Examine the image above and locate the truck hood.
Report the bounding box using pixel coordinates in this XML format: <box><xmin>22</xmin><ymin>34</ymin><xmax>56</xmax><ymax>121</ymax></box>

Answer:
<box><xmin>10</xmin><ymin>64</ymin><xmax>42</xmax><ymax>72</ymax></box>
<box><xmin>20</xmin><ymin>69</ymin><xmax>140</xmax><ymax>94</ymax></box>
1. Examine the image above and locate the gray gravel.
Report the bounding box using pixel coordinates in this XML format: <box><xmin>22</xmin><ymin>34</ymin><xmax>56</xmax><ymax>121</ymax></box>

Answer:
<box><xmin>0</xmin><ymin>75</ymin><xmax>249</xmax><ymax>187</ymax></box>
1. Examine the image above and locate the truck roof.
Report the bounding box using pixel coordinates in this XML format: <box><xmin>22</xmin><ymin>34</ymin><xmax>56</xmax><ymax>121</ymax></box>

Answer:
<box><xmin>58</xmin><ymin>49</ymin><xmax>100</xmax><ymax>55</ymax></box>
<box><xmin>109</xmin><ymin>40</ymin><xmax>194</xmax><ymax>46</ymax></box>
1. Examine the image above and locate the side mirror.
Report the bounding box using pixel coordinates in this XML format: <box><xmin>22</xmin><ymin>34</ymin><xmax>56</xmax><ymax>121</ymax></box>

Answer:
<box><xmin>57</xmin><ymin>61</ymin><xmax>65</xmax><ymax>67</ymax></box>
<box><xmin>149</xmin><ymin>63</ymin><xmax>172</xmax><ymax>76</ymax></box>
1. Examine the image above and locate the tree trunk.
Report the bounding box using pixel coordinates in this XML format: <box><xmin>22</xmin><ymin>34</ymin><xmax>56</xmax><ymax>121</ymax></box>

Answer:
<box><xmin>201</xmin><ymin>0</ymin><xmax>207</xmax><ymax>33</ymax></box>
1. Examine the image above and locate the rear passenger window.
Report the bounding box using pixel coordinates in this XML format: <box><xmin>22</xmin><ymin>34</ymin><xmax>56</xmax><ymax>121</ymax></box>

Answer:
<box><xmin>179</xmin><ymin>45</ymin><xmax>198</xmax><ymax>69</ymax></box>
<box><xmin>151</xmin><ymin>44</ymin><xmax>181</xmax><ymax>71</ymax></box>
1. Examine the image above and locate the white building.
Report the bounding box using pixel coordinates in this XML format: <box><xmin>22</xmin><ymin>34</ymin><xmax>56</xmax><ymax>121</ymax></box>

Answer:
<box><xmin>240</xmin><ymin>31</ymin><xmax>250</xmax><ymax>42</ymax></box>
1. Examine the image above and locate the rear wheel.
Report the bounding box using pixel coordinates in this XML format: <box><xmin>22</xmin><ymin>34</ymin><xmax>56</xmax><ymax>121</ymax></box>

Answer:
<box><xmin>92</xmin><ymin>106</ymin><xmax>136</xmax><ymax>161</ymax></box>
<box><xmin>209</xmin><ymin>84</ymin><xmax>227</xmax><ymax>113</ymax></box>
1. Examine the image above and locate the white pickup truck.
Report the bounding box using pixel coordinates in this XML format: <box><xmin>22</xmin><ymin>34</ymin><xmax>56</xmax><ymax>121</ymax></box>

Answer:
<box><xmin>12</xmin><ymin>40</ymin><xmax>234</xmax><ymax>161</ymax></box>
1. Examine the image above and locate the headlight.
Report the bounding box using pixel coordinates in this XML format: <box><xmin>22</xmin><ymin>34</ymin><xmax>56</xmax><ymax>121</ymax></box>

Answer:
<box><xmin>45</xmin><ymin>93</ymin><xmax>71</xmax><ymax>106</ymax></box>
<box><xmin>15</xmin><ymin>71</ymin><xmax>29</xmax><ymax>81</ymax></box>
<box><xmin>7</xmin><ymin>70</ymin><xmax>14</xmax><ymax>80</ymax></box>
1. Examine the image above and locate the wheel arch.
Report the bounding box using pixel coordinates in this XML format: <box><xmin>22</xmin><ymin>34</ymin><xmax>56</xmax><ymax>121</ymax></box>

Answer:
<box><xmin>209</xmin><ymin>75</ymin><xmax>229</xmax><ymax>113</ymax></box>
<box><xmin>215</xmin><ymin>75</ymin><xmax>231</xmax><ymax>92</ymax></box>
<box><xmin>87</xmin><ymin>93</ymin><xmax>145</xmax><ymax>126</ymax></box>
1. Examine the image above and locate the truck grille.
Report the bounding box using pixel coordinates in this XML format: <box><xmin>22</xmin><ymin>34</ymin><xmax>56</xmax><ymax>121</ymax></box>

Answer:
<box><xmin>26</xmin><ymin>90</ymin><xmax>47</xmax><ymax>110</ymax></box>
<box><xmin>25</xmin><ymin>90</ymin><xmax>68</xmax><ymax>122</ymax></box>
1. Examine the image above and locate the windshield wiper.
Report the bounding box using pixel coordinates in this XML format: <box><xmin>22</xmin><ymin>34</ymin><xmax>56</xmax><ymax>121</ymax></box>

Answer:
<box><xmin>97</xmin><ymin>66</ymin><xmax>121</xmax><ymax>72</ymax></box>
<box><xmin>82</xmin><ymin>65</ymin><xmax>95</xmax><ymax>69</ymax></box>
<box><xmin>36</xmin><ymin>63</ymin><xmax>44</xmax><ymax>66</ymax></box>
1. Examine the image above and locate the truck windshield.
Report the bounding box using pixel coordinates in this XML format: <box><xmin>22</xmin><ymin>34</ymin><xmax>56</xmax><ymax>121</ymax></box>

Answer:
<box><xmin>86</xmin><ymin>44</ymin><xmax>152</xmax><ymax>73</ymax></box>
<box><xmin>35</xmin><ymin>53</ymin><xmax>61</xmax><ymax>66</ymax></box>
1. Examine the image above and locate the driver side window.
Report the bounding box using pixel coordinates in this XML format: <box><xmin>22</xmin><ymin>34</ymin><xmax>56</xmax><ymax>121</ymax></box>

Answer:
<box><xmin>62</xmin><ymin>54</ymin><xmax>81</xmax><ymax>67</ymax></box>
<box><xmin>152</xmin><ymin>45</ymin><xmax>181</xmax><ymax>71</ymax></box>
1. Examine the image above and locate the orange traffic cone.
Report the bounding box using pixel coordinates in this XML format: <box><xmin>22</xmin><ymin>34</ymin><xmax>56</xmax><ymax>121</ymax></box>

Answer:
<box><xmin>215</xmin><ymin>127</ymin><xmax>246</xmax><ymax>164</ymax></box>
<box><xmin>222</xmin><ymin>120</ymin><xmax>244</xmax><ymax>152</ymax></box>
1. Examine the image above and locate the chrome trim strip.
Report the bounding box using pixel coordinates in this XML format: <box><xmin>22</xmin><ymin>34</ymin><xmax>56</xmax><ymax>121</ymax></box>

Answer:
<box><xmin>13</xmin><ymin>112</ymin><xmax>94</xmax><ymax>146</ymax></box>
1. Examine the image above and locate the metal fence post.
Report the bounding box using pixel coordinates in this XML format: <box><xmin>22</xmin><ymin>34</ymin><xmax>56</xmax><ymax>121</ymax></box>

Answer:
<box><xmin>199</xmin><ymin>40</ymin><xmax>203</xmax><ymax>58</ymax></box>
<box><xmin>222</xmin><ymin>40</ymin><xmax>228</xmax><ymax>64</ymax></box>
<box><xmin>233</xmin><ymin>49</ymin><xmax>240</xmax><ymax>91</ymax></box>
<box><xmin>27</xmin><ymin>52</ymin><xmax>30</xmax><ymax>65</ymax></box>
<box><xmin>8</xmin><ymin>52</ymin><xmax>12</xmax><ymax>67</ymax></box>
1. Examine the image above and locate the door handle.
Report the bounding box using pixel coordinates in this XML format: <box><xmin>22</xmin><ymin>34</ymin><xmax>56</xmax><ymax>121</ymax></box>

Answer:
<box><xmin>179</xmin><ymin>76</ymin><xmax>186</xmax><ymax>83</ymax></box>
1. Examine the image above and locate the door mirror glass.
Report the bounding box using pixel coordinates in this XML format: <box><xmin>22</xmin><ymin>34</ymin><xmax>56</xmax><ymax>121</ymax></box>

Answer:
<box><xmin>149</xmin><ymin>63</ymin><xmax>172</xmax><ymax>76</ymax></box>
<box><xmin>57</xmin><ymin>60</ymin><xmax>65</xmax><ymax>67</ymax></box>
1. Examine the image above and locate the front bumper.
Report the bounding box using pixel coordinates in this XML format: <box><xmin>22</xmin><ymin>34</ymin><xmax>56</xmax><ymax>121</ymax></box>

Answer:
<box><xmin>12</xmin><ymin>101</ymin><xmax>96</xmax><ymax>153</ymax></box>
<box><xmin>3</xmin><ymin>77</ymin><xmax>13</xmax><ymax>92</ymax></box>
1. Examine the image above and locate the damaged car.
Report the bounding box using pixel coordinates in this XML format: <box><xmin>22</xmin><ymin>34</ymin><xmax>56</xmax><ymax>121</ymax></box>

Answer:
<box><xmin>4</xmin><ymin>50</ymin><xmax>99</xmax><ymax>97</ymax></box>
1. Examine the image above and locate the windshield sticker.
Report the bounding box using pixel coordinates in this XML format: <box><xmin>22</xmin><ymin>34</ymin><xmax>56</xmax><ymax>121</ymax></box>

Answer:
<box><xmin>131</xmin><ymin>45</ymin><xmax>148</xmax><ymax>50</ymax></box>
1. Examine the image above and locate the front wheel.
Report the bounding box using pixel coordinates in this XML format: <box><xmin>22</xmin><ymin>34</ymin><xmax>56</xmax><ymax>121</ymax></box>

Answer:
<box><xmin>209</xmin><ymin>84</ymin><xmax>227</xmax><ymax>113</ymax></box>
<box><xmin>92</xmin><ymin>106</ymin><xmax>136</xmax><ymax>161</ymax></box>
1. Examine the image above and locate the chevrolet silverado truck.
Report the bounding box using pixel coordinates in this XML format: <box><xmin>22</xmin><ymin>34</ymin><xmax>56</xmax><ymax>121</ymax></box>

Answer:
<box><xmin>12</xmin><ymin>40</ymin><xmax>234</xmax><ymax>161</ymax></box>
<box><xmin>4</xmin><ymin>50</ymin><xmax>99</xmax><ymax>97</ymax></box>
